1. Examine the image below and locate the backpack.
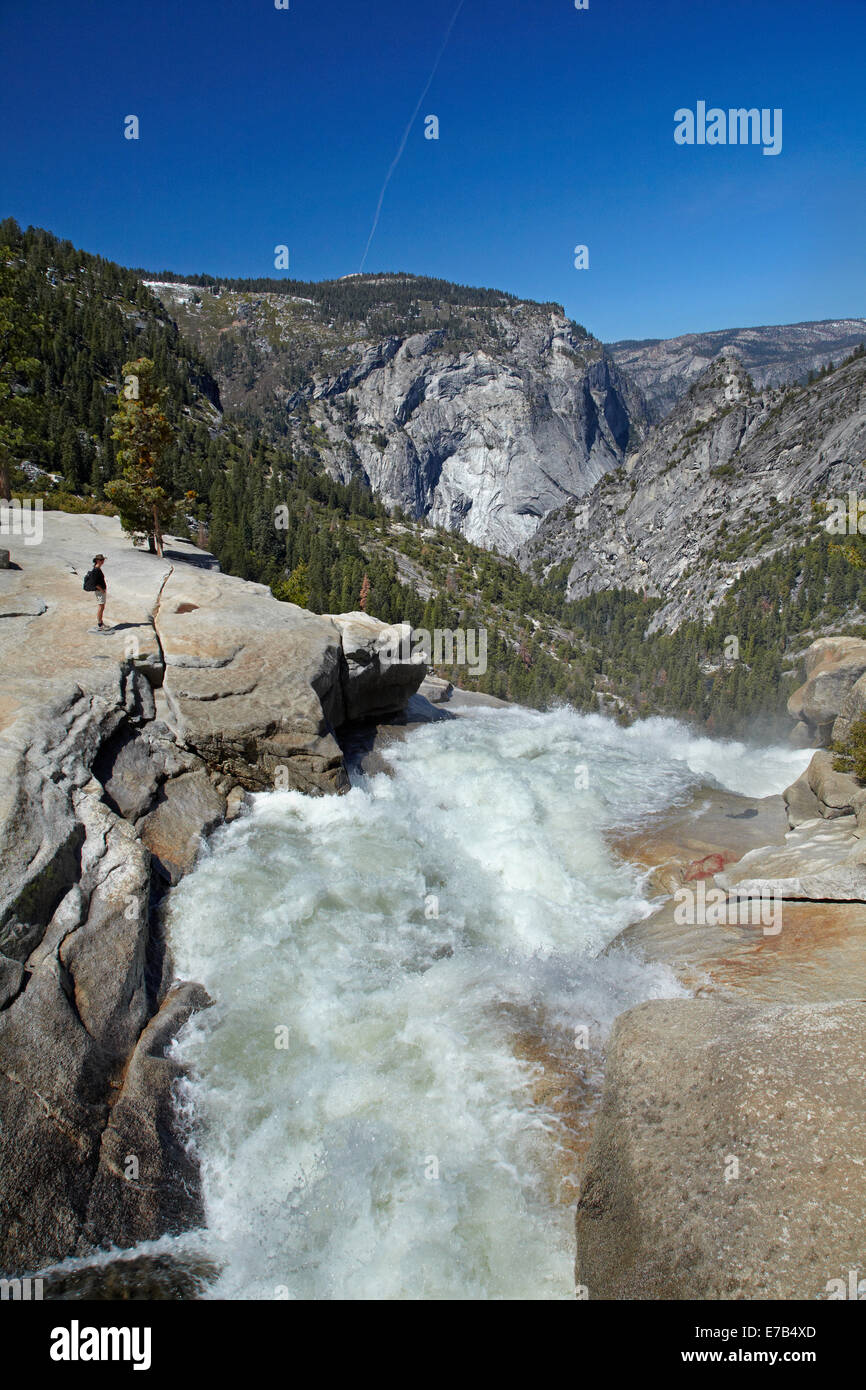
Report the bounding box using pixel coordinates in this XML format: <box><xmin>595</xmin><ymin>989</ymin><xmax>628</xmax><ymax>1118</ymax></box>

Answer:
<box><xmin>83</xmin><ymin>569</ymin><xmax>100</xmax><ymax>592</ymax></box>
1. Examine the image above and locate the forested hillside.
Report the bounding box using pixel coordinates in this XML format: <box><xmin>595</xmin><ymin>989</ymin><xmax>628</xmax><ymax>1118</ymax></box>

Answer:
<box><xmin>3</xmin><ymin>217</ymin><xmax>866</xmax><ymax>734</ymax></box>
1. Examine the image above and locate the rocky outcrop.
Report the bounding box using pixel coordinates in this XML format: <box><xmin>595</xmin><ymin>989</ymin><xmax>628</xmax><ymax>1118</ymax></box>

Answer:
<box><xmin>584</xmin><ymin>771</ymin><xmax>866</xmax><ymax>1300</ymax></box>
<box><xmin>157</xmin><ymin>565</ymin><xmax>350</xmax><ymax>794</ymax></box>
<box><xmin>524</xmin><ymin>350</ymin><xmax>866</xmax><ymax>631</ymax></box>
<box><xmin>326</xmin><ymin>612</ymin><xmax>425</xmax><ymax>721</ymax></box>
<box><xmin>783</xmin><ymin>749</ymin><xmax>866</xmax><ymax>827</ymax></box>
<box><xmin>776</xmin><ymin>638</ymin><xmax>866</xmax><ymax>870</ymax></box>
<box><xmin>612</xmin><ymin>787</ymin><xmax>866</xmax><ymax>1003</ymax></box>
<box><xmin>418</xmin><ymin>673</ymin><xmax>453</xmax><ymax>704</ymax></box>
<box><xmin>786</xmin><ymin>637</ymin><xmax>866</xmax><ymax>746</ymax></box>
<box><xmin>576</xmin><ymin>997</ymin><xmax>866</xmax><ymax>1299</ymax></box>
<box><xmin>607</xmin><ymin>317</ymin><xmax>866</xmax><ymax>423</ymax></box>
<box><xmin>0</xmin><ymin>512</ymin><xmax>425</xmax><ymax>1276</ymax></box>
<box><xmin>714</xmin><ymin>812</ymin><xmax>866</xmax><ymax>901</ymax></box>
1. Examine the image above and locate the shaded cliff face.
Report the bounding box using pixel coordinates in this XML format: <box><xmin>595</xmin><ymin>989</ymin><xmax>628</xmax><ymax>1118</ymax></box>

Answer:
<box><xmin>144</xmin><ymin>277</ymin><xmax>646</xmax><ymax>555</ymax></box>
<box><xmin>607</xmin><ymin>318</ymin><xmax>866</xmax><ymax>423</ymax></box>
<box><xmin>523</xmin><ymin>350</ymin><xmax>866</xmax><ymax>631</ymax></box>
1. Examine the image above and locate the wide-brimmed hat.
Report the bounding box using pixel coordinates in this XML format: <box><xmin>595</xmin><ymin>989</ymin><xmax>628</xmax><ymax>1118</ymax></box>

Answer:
<box><xmin>92</xmin><ymin>554</ymin><xmax>106</xmax><ymax>563</ymax></box>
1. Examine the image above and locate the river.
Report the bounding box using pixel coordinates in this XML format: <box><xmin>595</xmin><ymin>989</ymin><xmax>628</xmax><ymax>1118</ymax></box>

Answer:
<box><xmin>145</xmin><ymin>705</ymin><xmax>809</xmax><ymax>1299</ymax></box>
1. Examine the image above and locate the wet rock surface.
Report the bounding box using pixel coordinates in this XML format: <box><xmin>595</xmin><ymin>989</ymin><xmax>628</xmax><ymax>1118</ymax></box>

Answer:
<box><xmin>581</xmin><ymin>769</ymin><xmax>866</xmax><ymax>1299</ymax></box>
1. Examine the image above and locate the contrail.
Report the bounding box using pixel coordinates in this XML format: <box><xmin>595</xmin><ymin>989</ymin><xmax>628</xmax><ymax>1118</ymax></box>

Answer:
<box><xmin>359</xmin><ymin>0</ymin><xmax>466</xmax><ymax>272</ymax></box>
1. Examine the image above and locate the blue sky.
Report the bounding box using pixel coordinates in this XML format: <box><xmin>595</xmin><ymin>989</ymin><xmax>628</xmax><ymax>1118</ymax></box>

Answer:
<box><xmin>1</xmin><ymin>0</ymin><xmax>864</xmax><ymax>341</ymax></box>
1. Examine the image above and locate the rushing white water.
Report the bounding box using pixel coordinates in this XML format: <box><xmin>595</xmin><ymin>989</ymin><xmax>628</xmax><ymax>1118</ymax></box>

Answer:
<box><xmin>165</xmin><ymin>706</ymin><xmax>811</xmax><ymax>1300</ymax></box>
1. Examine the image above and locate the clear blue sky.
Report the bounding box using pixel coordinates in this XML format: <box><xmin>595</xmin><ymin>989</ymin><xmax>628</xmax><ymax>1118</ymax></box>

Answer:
<box><xmin>1</xmin><ymin>0</ymin><xmax>864</xmax><ymax>341</ymax></box>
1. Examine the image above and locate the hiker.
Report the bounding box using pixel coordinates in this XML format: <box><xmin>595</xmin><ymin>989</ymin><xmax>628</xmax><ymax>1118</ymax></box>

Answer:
<box><xmin>82</xmin><ymin>554</ymin><xmax>108</xmax><ymax>631</ymax></box>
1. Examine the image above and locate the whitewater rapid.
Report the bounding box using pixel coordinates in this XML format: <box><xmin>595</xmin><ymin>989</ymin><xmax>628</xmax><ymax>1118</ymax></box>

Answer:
<box><xmin>164</xmin><ymin>706</ymin><xmax>811</xmax><ymax>1300</ymax></box>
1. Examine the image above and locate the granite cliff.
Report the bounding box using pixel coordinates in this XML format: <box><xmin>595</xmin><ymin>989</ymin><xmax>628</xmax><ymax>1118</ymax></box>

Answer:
<box><xmin>608</xmin><ymin>318</ymin><xmax>866</xmax><ymax>423</ymax></box>
<box><xmin>524</xmin><ymin>347</ymin><xmax>866</xmax><ymax>631</ymax></box>
<box><xmin>144</xmin><ymin>275</ymin><xmax>645</xmax><ymax>556</ymax></box>
<box><xmin>0</xmin><ymin>512</ymin><xmax>424</xmax><ymax>1275</ymax></box>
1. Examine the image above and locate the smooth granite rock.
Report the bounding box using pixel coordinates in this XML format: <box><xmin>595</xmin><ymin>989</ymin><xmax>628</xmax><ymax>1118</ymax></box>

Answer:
<box><xmin>326</xmin><ymin>611</ymin><xmax>426</xmax><ymax>722</ymax></box>
<box><xmin>714</xmin><ymin>814</ymin><xmax>866</xmax><ymax>901</ymax></box>
<box><xmin>576</xmin><ymin>998</ymin><xmax>866</xmax><ymax>1300</ymax></box>
<box><xmin>833</xmin><ymin>669</ymin><xmax>866</xmax><ymax>745</ymax></box>
<box><xmin>0</xmin><ymin>511</ymin><xmax>428</xmax><ymax>1275</ymax></box>
<box><xmin>138</xmin><ymin>771</ymin><xmax>227</xmax><ymax>885</ymax></box>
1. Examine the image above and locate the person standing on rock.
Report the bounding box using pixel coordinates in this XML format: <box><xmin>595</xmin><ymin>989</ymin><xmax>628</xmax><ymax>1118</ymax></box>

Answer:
<box><xmin>83</xmin><ymin>553</ymin><xmax>109</xmax><ymax>632</ymax></box>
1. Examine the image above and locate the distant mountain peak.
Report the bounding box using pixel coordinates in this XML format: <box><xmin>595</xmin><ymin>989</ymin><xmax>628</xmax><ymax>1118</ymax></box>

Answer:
<box><xmin>607</xmin><ymin>318</ymin><xmax>866</xmax><ymax>422</ymax></box>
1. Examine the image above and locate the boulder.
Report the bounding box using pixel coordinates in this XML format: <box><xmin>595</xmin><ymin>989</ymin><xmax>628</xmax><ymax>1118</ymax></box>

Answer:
<box><xmin>714</xmin><ymin>813</ymin><xmax>866</xmax><ymax>901</ymax></box>
<box><xmin>96</xmin><ymin>726</ymin><xmax>164</xmax><ymax>822</ymax></box>
<box><xmin>138</xmin><ymin>770</ymin><xmax>227</xmax><ymax>885</ymax></box>
<box><xmin>833</xmin><ymin>670</ymin><xmax>866</xmax><ymax>745</ymax></box>
<box><xmin>419</xmin><ymin>673</ymin><xmax>454</xmax><ymax>704</ymax></box>
<box><xmin>806</xmin><ymin>748</ymin><xmax>862</xmax><ymax>817</ymax></box>
<box><xmin>157</xmin><ymin>570</ymin><xmax>349</xmax><ymax>793</ymax></box>
<box><xmin>782</xmin><ymin>749</ymin><xmax>866</xmax><ymax>831</ymax></box>
<box><xmin>576</xmin><ymin>997</ymin><xmax>866</xmax><ymax>1299</ymax></box>
<box><xmin>326</xmin><ymin>611</ymin><xmax>427</xmax><ymax>721</ymax></box>
<box><xmin>786</xmin><ymin>638</ymin><xmax>866</xmax><ymax>744</ymax></box>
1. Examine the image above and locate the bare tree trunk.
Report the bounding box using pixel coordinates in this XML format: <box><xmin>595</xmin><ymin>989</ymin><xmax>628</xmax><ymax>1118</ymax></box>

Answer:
<box><xmin>153</xmin><ymin>505</ymin><xmax>164</xmax><ymax>558</ymax></box>
<box><xmin>0</xmin><ymin>455</ymin><xmax>11</xmax><ymax>504</ymax></box>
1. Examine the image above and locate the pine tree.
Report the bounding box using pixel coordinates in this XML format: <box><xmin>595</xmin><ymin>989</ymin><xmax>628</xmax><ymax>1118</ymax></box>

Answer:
<box><xmin>105</xmin><ymin>357</ymin><xmax>176</xmax><ymax>555</ymax></box>
<box><xmin>274</xmin><ymin>560</ymin><xmax>311</xmax><ymax>607</ymax></box>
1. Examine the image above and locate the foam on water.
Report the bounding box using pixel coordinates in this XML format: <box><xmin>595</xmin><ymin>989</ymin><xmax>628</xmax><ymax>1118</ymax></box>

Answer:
<box><xmin>164</xmin><ymin>705</ymin><xmax>811</xmax><ymax>1300</ymax></box>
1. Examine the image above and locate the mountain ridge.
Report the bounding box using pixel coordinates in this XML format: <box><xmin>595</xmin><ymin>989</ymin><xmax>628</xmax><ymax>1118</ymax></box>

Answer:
<box><xmin>6</xmin><ymin>217</ymin><xmax>866</xmax><ymax>734</ymax></box>
<box><xmin>523</xmin><ymin>344</ymin><xmax>866</xmax><ymax>632</ymax></box>
<box><xmin>607</xmin><ymin>318</ymin><xmax>866</xmax><ymax>423</ymax></box>
<box><xmin>140</xmin><ymin>272</ymin><xmax>646</xmax><ymax>555</ymax></box>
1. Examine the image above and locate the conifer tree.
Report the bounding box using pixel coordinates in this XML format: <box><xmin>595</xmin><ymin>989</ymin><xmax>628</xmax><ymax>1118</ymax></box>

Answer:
<box><xmin>105</xmin><ymin>357</ymin><xmax>176</xmax><ymax>555</ymax></box>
